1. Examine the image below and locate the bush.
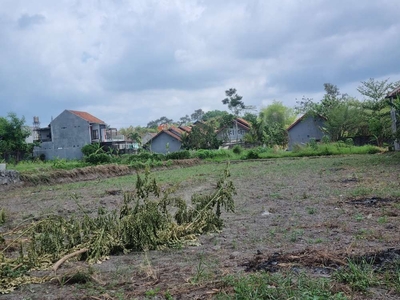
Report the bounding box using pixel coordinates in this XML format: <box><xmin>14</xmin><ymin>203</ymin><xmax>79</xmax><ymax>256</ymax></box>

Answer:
<box><xmin>194</xmin><ymin>149</ymin><xmax>232</xmax><ymax>160</ymax></box>
<box><xmin>127</xmin><ymin>152</ymin><xmax>165</xmax><ymax>163</ymax></box>
<box><xmin>52</xmin><ymin>158</ymin><xmax>68</xmax><ymax>169</ymax></box>
<box><xmin>322</xmin><ymin>135</ymin><xmax>331</xmax><ymax>144</ymax></box>
<box><xmin>81</xmin><ymin>143</ymin><xmax>104</xmax><ymax>156</ymax></box>
<box><xmin>308</xmin><ymin>138</ymin><xmax>318</xmax><ymax>151</ymax></box>
<box><xmin>244</xmin><ymin>150</ymin><xmax>260</xmax><ymax>159</ymax></box>
<box><xmin>165</xmin><ymin>150</ymin><xmax>191</xmax><ymax>160</ymax></box>
<box><xmin>292</xmin><ymin>144</ymin><xmax>304</xmax><ymax>153</ymax></box>
<box><xmin>232</xmin><ymin>145</ymin><xmax>243</xmax><ymax>154</ymax></box>
<box><xmin>85</xmin><ymin>153</ymin><xmax>111</xmax><ymax>165</ymax></box>
<box><xmin>345</xmin><ymin>138</ymin><xmax>354</xmax><ymax>147</ymax></box>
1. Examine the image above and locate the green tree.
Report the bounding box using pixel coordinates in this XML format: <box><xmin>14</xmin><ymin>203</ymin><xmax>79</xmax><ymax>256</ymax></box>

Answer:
<box><xmin>246</xmin><ymin>101</ymin><xmax>296</xmax><ymax>147</ymax></box>
<box><xmin>222</xmin><ymin>88</ymin><xmax>249</xmax><ymax>143</ymax></box>
<box><xmin>0</xmin><ymin>112</ymin><xmax>31</xmax><ymax>163</ymax></box>
<box><xmin>127</xmin><ymin>132</ymin><xmax>142</xmax><ymax>145</ymax></box>
<box><xmin>260</xmin><ymin>100</ymin><xmax>296</xmax><ymax>128</ymax></box>
<box><xmin>322</xmin><ymin>98</ymin><xmax>367</xmax><ymax>141</ymax></box>
<box><xmin>178</xmin><ymin>114</ymin><xmax>191</xmax><ymax>126</ymax></box>
<box><xmin>202</xmin><ymin>110</ymin><xmax>229</xmax><ymax>122</ymax></box>
<box><xmin>190</xmin><ymin>109</ymin><xmax>205</xmax><ymax>122</ymax></box>
<box><xmin>181</xmin><ymin>123</ymin><xmax>221</xmax><ymax>150</ymax></box>
<box><xmin>357</xmin><ymin>78</ymin><xmax>400</xmax><ymax>146</ymax></box>
<box><xmin>222</xmin><ymin>88</ymin><xmax>246</xmax><ymax>117</ymax></box>
<box><xmin>296</xmin><ymin>83</ymin><xmax>347</xmax><ymax>119</ymax></box>
<box><xmin>146</xmin><ymin>116</ymin><xmax>173</xmax><ymax>128</ymax></box>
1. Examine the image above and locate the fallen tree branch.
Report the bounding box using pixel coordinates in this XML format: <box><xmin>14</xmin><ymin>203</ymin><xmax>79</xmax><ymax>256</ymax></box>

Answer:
<box><xmin>52</xmin><ymin>248</ymin><xmax>88</xmax><ymax>273</ymax></box>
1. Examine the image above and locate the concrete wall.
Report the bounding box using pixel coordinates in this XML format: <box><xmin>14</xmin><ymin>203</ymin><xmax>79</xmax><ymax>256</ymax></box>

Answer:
<box><xmin>288</xmin><ymin>116</ymin><xmax>325</xmax><ymax>150</ymax></box>
<box><xmin>149</xmin><ymin>132</ymin><xmax>181</xmax><ymax>154</ymax></box>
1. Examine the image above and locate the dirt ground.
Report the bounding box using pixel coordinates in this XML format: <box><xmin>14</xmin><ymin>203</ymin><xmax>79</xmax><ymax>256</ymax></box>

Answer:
<box><xmin>0</xmin><ymin>154</ymin><xmax>399</xmax><ymax>299</ymax></box>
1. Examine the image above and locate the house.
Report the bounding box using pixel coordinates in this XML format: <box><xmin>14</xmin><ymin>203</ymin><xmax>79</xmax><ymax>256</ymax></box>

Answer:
<box><xmin>287</xmin><ymin>114</ymin><xmax>325</xmax><ymax>150</ymax></box>
<box><xmin>33</xmin><ymin>110</ymin><xmax>124</xmax><ymax>160</ymax></box>
<box><xmin>141</xmin><ymin>132</ymin><xmax>157</xmax><ymax>145</ymax></box>
<box><xmin>146</xmin><ymin>126</ymin><xmax>191</xmax><ymax>154</ymax></box>
<box><xmin>217</xmin><ymin>118</ymin><xmax>250</xmax><ymax>144</ymax></box>
<box><xmin>385</xmin><ymin>86</ymin><xmax>400</xmax><ymax>151</ymax></box>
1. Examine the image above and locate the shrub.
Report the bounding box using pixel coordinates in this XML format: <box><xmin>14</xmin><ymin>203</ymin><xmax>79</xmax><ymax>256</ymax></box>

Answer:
<box><xmin>52</xmin><ymin>158</ymin><xmax>68</xmax><ymax>169</ymax></box>
<box><xmin>127</xmin><ymin>152</ymin><xmax>165</xmax><ymax>163</ymax></box>
<box><xmin>308</xmin><ymin>138</ymin><xmax>318</xmax><ymax>151</ymax></box>
<box><xmin>165</xmin><ymin>150</ymin><xmax>191</xmax><ymax>160</ymax></box>
<box><xmin>232</xmin><ymin>145</ymin><xmax>243</xmax><ymax>154</ymax></box>
<box><xmin>194</xmin><ymin>149</ymin><xmax>232</xmax><ymax>160</ymax></box>
<box><xmin>345</xmin><ymin>138</ymin><xmax>354</xmax><ymax>147</ymax></box>
<box><xmin>81</xmin><ymin>143</ymin><xmax>104</xmax><ymax>156</ymax></box>
<box><xmin>292</xmin><ymin>144</ymin><xmax>303</xmax><ymax>153</ymax></box>
<box><xmin>85</xmin><ymin>153</ymin><xmax>111</xmax><ymax>165</ymax></box>
<box><xmin>322</xmin><ymin>135</ymin><xmax>331</xmax><ymax>144</ymax></box>
<box><xmin>244</xmin><ymin>150</ymin><xmax>260</xmax><ymax>159</ymax></box>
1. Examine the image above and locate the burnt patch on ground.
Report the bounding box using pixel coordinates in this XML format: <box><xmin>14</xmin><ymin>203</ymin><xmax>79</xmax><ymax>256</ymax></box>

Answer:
<box><xmin>347</xmin><ymin>197</ymin><xmax>397</xmax><ymax>206</ymax></box>
<box><xmin>243</xmin><ymin>248</ymin><xmax>400</xmax><ymax>277</ymax></box>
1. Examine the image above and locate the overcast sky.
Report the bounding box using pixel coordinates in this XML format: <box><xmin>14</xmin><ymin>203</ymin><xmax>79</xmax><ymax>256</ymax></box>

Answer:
<box><xmin>1</xmin><ymin>0</ymin><xmax>400</xmax><ymax>128</ymax></box>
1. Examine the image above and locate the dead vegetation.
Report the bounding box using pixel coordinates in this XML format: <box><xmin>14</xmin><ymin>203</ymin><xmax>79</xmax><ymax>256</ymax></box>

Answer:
<box><xmin>0</xmin><ymin>164</ymin><xmax>235</xmax><ymax>294</ymax></box>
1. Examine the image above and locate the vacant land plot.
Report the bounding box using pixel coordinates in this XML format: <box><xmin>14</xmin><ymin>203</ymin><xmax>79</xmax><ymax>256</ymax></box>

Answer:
<box><xmin>0</xmin><ymin>154</ymin><xmax>399</xmax><ymax>299</ymax></box>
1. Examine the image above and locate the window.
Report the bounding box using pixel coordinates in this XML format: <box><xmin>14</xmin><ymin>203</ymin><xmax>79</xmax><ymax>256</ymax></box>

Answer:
<box><xmin>92</xmin><ymin>129</ymin><xmax>99</xmax><ymax>140</ymax></box>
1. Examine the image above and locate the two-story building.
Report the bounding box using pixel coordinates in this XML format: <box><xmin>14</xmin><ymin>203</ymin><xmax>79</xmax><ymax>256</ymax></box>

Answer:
<box><xmin>33</xmin><ymin>110</ymin><xmax>125</xmax><ymax>160</ymax></box>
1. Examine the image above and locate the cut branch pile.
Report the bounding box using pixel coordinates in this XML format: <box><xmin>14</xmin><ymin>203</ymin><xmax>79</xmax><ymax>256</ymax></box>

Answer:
<box><xmin>0</xmin><ymin>164</ymin><xmax>235</xmax><ymax>293</ymax></box>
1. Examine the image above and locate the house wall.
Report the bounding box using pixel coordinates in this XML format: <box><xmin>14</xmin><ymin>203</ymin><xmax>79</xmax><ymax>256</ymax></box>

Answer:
<box><xmin>217</xmin><ymin>123</ymin><xmax>249</xmax><ymax>143</ymax></box>
<box><xmin>288</xmin><ymin>116</ymin><xmax>325</xmax><ymax>150</ymax></box>
<box><xmin>34</xmin><ymin>110</ymin><xmax>93</xmax><ymax>160</ymax></box>
<box><xmin>150</xmin><ymin>132</ymin><xmax>181</xmax><ymax>154</ymax></box>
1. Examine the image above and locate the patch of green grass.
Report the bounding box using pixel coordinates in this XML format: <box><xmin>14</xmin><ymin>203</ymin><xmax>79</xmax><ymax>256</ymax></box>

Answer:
<box><xmin>355</xmin><ymin>213</ymin><xmax>364</xmax><ymax>222</ymax></box>
<box><xmin>306</xmin><ymin>207</ymin><xmax>317</xmax><ymax>214</ymax></box>
<box><xmin>377</xmin><ymin>216</ymin><xmax>388</xmax><ymax>224</ymax></box>
<box><xmin>350</xmin><ymin>187</ymin><xmax>375</xmax><ymax>197</ymax></box>
<box><xmin>218</xmin><ymin>271</ymin><xmax>347</xmax><ymax>300</ymax></box>
<box><xmin>334</xmin><ymin>259</ymin><xmax>380</xmax><ymax>292</ymax></box>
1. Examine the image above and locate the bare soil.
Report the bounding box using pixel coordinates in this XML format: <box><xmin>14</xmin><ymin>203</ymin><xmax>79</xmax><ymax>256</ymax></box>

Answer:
<box><xmin>0</xmin><ymin>155</ymin><xmax>399</xmax><ymax>299</ymax></box>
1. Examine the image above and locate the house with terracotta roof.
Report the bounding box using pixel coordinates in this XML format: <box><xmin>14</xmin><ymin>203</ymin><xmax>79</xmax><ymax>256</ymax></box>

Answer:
<box><xmin>217</xmin><ymin>117</ymin><xmax>251</xmax><ymax>144</ymax></box>
<box><xmin>146</xmin><ymin>126</ymin><xmax>191</xmax><ymax>154</ymax></box>
<box><xmin>33</xmin><ymin>109</ymin><xmax>122</xmax><ymax>160</ymax></box>
<box><xmin>287</xmin><ymin>114</ymin><xmax>325</xmax><ymax>150</ymax></box>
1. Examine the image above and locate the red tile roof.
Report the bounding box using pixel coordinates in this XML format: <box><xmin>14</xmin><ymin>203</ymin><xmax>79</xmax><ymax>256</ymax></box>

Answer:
<box><xmin>68</xmin><ymin>110</ymin><xmax>105</xmax><ymax>124</ymax></box>
<box><xmin>236</xmin><ymin>117</ymin><xmax>251</xmax><ymax>129</ymax></box>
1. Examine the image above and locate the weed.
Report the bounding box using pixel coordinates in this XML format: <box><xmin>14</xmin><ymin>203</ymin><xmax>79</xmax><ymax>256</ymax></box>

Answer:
<box><xmin>219</xmin><ymin>272</ymin><xmax>347</xmax><ymax>299</ymax></box>
<box><xmin>164</xmin><ymin>290</ymin><xmax>174</xmax><ymax>300</ymax></box>
<box><xmin>355</xmin><ymin>213</ymin><xmax>364</xmax><ymax>222</ymax></box>
<box><xmin>191</xmin><ymin>252</ymin><xmax>212</xmax><ymax>284</ymax></box>
<box><xmin>306</xmin><ymin>207</ymin><xmax>317</xmax><ymax>215</ymax></box>
<box><xmin>145</xmin><ymin>287</ymin><xmax>160</xmax><ymax>297</ymax></box>
<box><xmin>0</xmin><ymin>208</ymin><xmax>6</xmax><ymax>225</ymax></box>
<box><xmin>334</xmin><ymin>259</ymin><xmax>379</xmax><ymax>292</ymax></box>
<box><xmin>289</xmin><ymin>229</ymin><xmax>304</xmax><ymax>242</ymax></box>
<box><xmin>377</xmin><ymin>216</ymin><xmax>387</xmax><ymax>224</ymax></box>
